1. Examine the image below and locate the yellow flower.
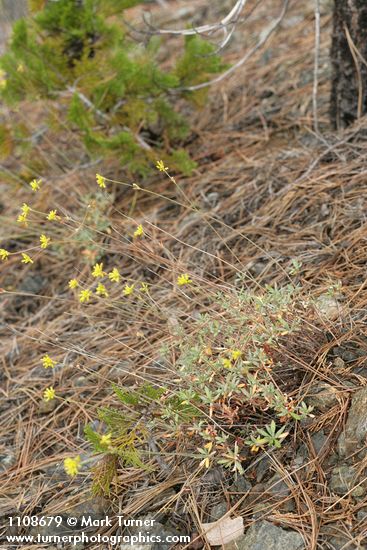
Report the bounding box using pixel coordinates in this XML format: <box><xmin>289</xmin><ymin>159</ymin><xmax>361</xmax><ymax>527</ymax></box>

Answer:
<box><xmin>92</xmin><ymin>262</ymin><xmax>106</xmax><ymax>278</ymax></box>
<box><xmin>96</xmin><ymin>282</ymin><xmax>108</xmax><ymax>297</ymax></box>
<box><xmin>30</xmin><ymin>179</ymin><xmax>41</xmax><ymax>192</ymax></box>
<box><xmin>251</xmin><ymin>445</ymin><xmax>260</xmax><ymax>453</ymax></box>
<box><xmin>0</xmin><ymin>69</ymin><xmax>6</xmax><ymax>90</ymax></box>
<box><xmin>40</xmin><ymin>234</ymin><xmax>51</xmax><ymax>249</ymax></box>
<box><xmin>222</xmin><ymin>358</ymin><xmax>232</xmax><ymax>369</ymax></box>
<box><xmin>42</xmin><ymin>354</ymin><xmax>56</xmax><ymax>369</ymax></box>
<box><xmin>47</xmin><ymin>210</ymin><xmax>58</xmax><ymax>221</ymax></box>
<box><xmin>108</xmin><ymin>268</ymin><xmax>120</xmax><ymax>283</ymax></box>
<box><xmin>21</xmin><ymin>203</ymin><xmax>30</xmax><ymax>216</ymax></box>
<box><xmin>100</xmin><ymin>433</ymin><xmax>112</xmax><ymax>447</ymax></box>
<box><xmin>21</xmin><ymin>253</ymin><xmax>33</xmax><ymax>264</ymax></box>
<box><xmin>140</xmin><ymin>282</ymin><xmax>149</xmax><ymax>293</ymax></box>
<box><xmin>133</xmin><ymin>224</ymin><xmax>144</xmax><ymax>238</ymax></box>
<box><xmin>64</xmin><ymin>456</ymin><xmax>81</xmax><ymax>477</ymax></box>
<box><xmin>17</xmin><ymin>214</ymin><xmax>28</xmax><ymax>224</ymax></box>
<box><xmin>177</xmin><ymin>273</ymin><xmax>192</xmax><ymax>286</ymax></box>
<box><xmin>231</xmin><ymin>350</ymin><xmax>242</xmax><ymax>361</ymax></box>
<box><xmin>96</xmin><ymin>173</ymin><xmax>106</xmax><ymax>189</ymax></box>
<box><xmin>43</xmin><ymin>386</ymin><xmax>56</xmax><ymax>402</ymax></box>
<box><xmin>79</xmin><ymin>289</ymin><xmax>92</xmax><ymax>303</ymax></box>
<box><xmin>0</xmin><ymin>248</ymin><xmax>9</xmax><ymax>261</ymax></box>
<box><xmin>68</xmin><ymin>279</ymin><xmax>79</xmax><ymax>289</ymax></box>
<box><xmin>156</xmin><ymin>160</ymin><xmax>168</xmax><ymax>172</ymax></box>
<box><xmin>123</xmin><ymin>283</ymin><xmax>134</xmax><ymax>296</ymax></box>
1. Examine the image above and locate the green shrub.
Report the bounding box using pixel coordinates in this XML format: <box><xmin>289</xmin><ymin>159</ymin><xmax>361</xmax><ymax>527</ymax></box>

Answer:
<box><xmin>0</xmin><ymin>0</ymin><xmax>225</xmax><ymax>176</ymax></box>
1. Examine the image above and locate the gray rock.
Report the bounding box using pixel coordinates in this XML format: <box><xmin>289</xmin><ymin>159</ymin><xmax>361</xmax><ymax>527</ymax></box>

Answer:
<box><xmin>230</xmin><ymin>477</ymin><xmax>252</xmax><ymax>494</ymax></box>
<box><xmin>329</xmin><ymin>465</ymin><xmax>365</xmax><ymax>497</ymax></box>
<box><xmin>255</xmin><ymin>457</ymin><xmax>270</xmax><ymax>482</ymax></box>
<box><xmin>337</xmin><ymin>387</ymin><xmax>367</xmax><ymax>457</ymax></box>
<box><xmin>223</xmin><ymin>520</ymin><xmax>305</xmax><ymax>550</ymax></box>
<box><xmin>210</xmin><ymin>501</ymin><xmax>228</xmax><ymax>521</ymax></box>
<box><xmin>308</xmin><ymin>383</ymin><xmax>339</xmax><ymax>412</ymax></box>
<box><xmin>267</xmin><ymin>473</ymin><xmax>290</xmax><ymax>497</ymax></box>
<box><xmin>311</xmin><ymin>430</ymin><xmax>328</xmax><ymax>455</ymax></box>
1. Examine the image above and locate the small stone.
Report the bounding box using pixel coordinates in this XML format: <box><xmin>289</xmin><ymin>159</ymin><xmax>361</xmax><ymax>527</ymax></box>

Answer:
<box><xmin>38</xmin><ymin>399</ymin><xmax>58</xmax><ymax>414</ymax></box>
<box><xmin>308</xmin><ymin>383</ymin><xmax>339</xmax><ymax>412</ymax></box>
<box><xmin>267</xmin><ymin>473</ymin><xmax>290</xmax><ymax>497</ymax></box>
<box><xmin>314</xmin><ymin>295</ymin><xmax>341</xmax><ymax>321</ymax></box>
<box><xmin>210</xmin><ymin>501</ymin><xmax>228</xmax><ymax>521</ymax></box>
<box><xmin>333</xmin><ymin>357</ymin><xmax>345</xmax><ymax>369</ymax></box>
<box><xmin>73</xmin><ymin>376</ymin><xmax>88</xmax><ymax>387</ymax></box>
<box><xmin>255</xmin><ymin>457</ymin><xmax>271</xmax><ymax>482</ymax></box>
<box><xmin>310</xmin><ymin>430</ymin><xmax>328</xmax><ymax>455</ymax></box>
<box><xmin>230</xmin><ymin>477</ymin><xmax>252</xmax><ymax>494</ymax></box>
<box><xmin>329</xmin><ymin>465</ymin><xmax>359</xmax><ymax>495</ymax></box>
<box><xmin>223</xmin><ymin>520</ymin><xmax>305</xmax><ymax>550</ymax></box>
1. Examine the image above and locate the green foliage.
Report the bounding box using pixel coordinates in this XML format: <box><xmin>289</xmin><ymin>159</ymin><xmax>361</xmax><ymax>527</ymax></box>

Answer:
<box><xmin>92</xmin><ymin>284</ymin><xmax>313</xmax><ymax>474</ymax></box>
<box><xmin>0</xmin><ymin>0</ymin><xmax>224</xmax><ymax>175</ymax></box>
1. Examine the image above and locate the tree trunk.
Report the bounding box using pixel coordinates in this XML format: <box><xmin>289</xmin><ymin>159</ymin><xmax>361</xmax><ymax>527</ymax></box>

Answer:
<box><xmin>330</xmin><ymin>0</ymin><xmax>367</xmax><ymax>129</ymax></box>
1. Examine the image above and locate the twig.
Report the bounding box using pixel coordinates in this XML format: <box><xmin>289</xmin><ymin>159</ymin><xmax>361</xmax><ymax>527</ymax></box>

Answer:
<box><xmin>180</xmin><ymin>0</ymin><xmax>289</xmax><ymax>92</ymax></box>
<box><xmin>142</xmin><ymin>0</ymin><xmax>247</xmax><ymax>37</ymax></box>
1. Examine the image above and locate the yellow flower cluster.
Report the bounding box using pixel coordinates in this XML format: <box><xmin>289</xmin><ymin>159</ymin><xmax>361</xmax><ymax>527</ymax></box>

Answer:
<box><xmin>21</xmin><ymin>253</ymin><xmax>33</xmax><ymax>264</ymax></box>
<box><xmin>43</xmin><ymin>386</ymin><xmax>56</xmax><ymax>402</ymax></box>
<box><xmin>96</xmin><ymin>282</ymin><xmax>108</xmax><ymax>297</ymax></box>
<box><xmin>0</xmin><ymin>248</ymin><xmax>9</xmax><ymax>261</ymax></box>
<box><xmin>100</xmin><ymin>433</ymin><xmax>112</xmax><ymax>447</ymax></box>
<box><xmin>156</xmin><ymin>160</ymin><xmax>168</xmax><ymax>172</ymax></box>
<box><xmin>96</xmin><ymin>173</ymin><xmax>106</xmax><ymax>189</ymax></box>
<box><xmin>92</xmin><ymin>262</ymin><xmax>106</xmax><ymax>278</ymax></box>
<box><xmin>42</xmin><ymin>354</ymin><xmax>56</xmax><ymax>369</ymax></box>
<box><xmin>40</xmin><ymin>234</ymin><xmax>51</xmax><ymax>249</ymax></box>
<box><xmin>108</xmin><ymin>268</ymin><xmax>120</xmax><ymax>283</ymax></box>
<box><xmin>134</xmin><ymin>224</ymin><xmax>144</xmax><ymax>238</ymax></box>
<box><xmin>17</xmin><ymin>203</ymin><xmax>30</xmax><ymax>224</ymax></box>
<box><xmin>123</xmin><ymin>283</ymin><xmax>134</xmax><ymax>296</ymax></box>
<box><xmin>68</xmin><ymin>261</ymin><xmax>148</xmax><ymax>304</ymax></box>
<box><xmin>177</xmin><ymin>273</ymin><xmax>192</xmax><ymax>286</ymax></box>
<box><xmin>64</xmin><ymin>456</ymin><xmax>81</xmax><ymax>477</ymax></box>
<box><xmin>47</xmin><ymin>210</ymin><xmax>59</xmax><ymax>221</ymax></box>
<box><xmin>68</xmin><ymin>279</ymin><xmax>79</xmax><ymax>289</ymax></box>
<box><xmin>30</xmin><ymin>179</ymin><xmax>41</xmax><ymax>192</ymax></box>
<box><xmin>79</xmin><ymin>289</ymin><xmax>92</xmax><ymax>303</ymax></box>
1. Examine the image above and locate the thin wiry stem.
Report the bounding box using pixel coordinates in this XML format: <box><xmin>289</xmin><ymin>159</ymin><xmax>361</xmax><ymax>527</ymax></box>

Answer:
<box><xmin>313</xmin><ymin>0</ymin><xmax>321</xmax><ymax>134</ymax></box>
